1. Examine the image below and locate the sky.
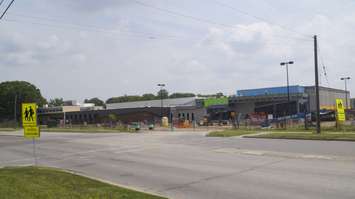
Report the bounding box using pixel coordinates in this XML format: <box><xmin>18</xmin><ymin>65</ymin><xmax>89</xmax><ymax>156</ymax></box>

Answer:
<box><xmin>0</xmin><ymin>0</ymin><xmax>354</xmax><ymax>102</ymax></box>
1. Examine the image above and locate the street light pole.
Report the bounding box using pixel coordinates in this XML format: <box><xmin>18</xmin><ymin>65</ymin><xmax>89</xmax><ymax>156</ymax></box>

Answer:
<box><xmin>340</xmin><ymin>77</ymin><xmax>351</xmax><ymax>109</ymax></box>
<box><xmin>280</xmin><ymin>61</ymin><xmax>294</xmax><ymax>117</ymax></box>
<box><xmin>157</xmin><ymin>84</ymin><xmax>165</xmax><ymax>119</ymax></box>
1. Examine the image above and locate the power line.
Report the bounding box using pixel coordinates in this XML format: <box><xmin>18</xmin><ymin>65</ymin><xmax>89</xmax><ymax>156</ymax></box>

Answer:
<box><xmin>133</xmin><ymin>0</ymin><xmax>313</xmax><ymax>42</ymax></box>
<box><xmin>4</xmin><ymin>18</ymin><xmax>180</xmax><ymax>41</ymax></box>
<box><xmin>317</xmin><ymin>41</ymin><xmax>330</xmax><ymax>87</ymax></box>
<box><xmin>8</xmin><ymin>13</ymin><xmax>184</xmax><ymax>39</ymax></box>
<box><xmin>0</xmin><ymin>0</ymin><xmax>15</xmax><ymax>20</ymax></box>
<box><xmin>209</xmin><ymin>0</ymin><xmax>312</xmax><ymax>39</ymax></box>
<box><xmin>5</xmin><ymin>12</ymin><xmax>313</xmax><ymax>48</ymax></box>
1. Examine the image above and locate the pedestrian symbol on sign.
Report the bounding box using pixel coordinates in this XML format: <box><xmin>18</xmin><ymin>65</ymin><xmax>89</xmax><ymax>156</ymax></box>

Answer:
<box><xmin>24</xmin><ymin>106</ymin><xmax>35</xmax><ymax>121</ymax></box>
<box><xmin>22</xmin><ymin>103</ymin><xmax>37</xmax><ymax>127</ymax></box>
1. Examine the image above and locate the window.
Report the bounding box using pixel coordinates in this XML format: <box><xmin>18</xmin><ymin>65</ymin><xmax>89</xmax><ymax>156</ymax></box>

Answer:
<box><xmin>187</xmin><ymin>113</ymin><xmax>190</xmax><ymax>121</ymax></box>
<box><xmin>192</xmin><ymin>113</ymin><xmax>195</xmax><ymax>121</ymax></box>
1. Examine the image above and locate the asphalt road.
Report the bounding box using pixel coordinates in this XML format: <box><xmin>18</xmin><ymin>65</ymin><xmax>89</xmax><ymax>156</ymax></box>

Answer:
<box><xmin>1</xmin><ymin>130</ymin><xmax>355</xmax><ymax>199</ymax></box>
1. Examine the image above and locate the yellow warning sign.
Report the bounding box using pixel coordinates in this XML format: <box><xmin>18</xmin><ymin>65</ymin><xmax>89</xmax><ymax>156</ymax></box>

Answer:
<box><xmin>24</xmin><ymin>126</ymin><xmax>40</xmax><ymax>139</ymax></box>
<box><xmin>336</xmin><ymin>99</ymin><xmax>345</xmax><ymax>122</ymax></box>
<box><xmin>22</xmin><ymin>103</ymin><xmax>37</xmax><ymax>127</ymax></box>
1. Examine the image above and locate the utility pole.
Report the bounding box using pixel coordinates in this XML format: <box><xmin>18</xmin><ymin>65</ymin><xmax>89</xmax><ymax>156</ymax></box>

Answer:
<box><xmin>314</xmin><ymin>35</ymin><xmax>321</xmax><ymax>134</ymax></box>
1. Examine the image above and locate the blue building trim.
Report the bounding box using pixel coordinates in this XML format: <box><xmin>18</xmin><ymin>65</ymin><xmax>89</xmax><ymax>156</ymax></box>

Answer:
<box><xmin>237</xmin><ymin>85</ymin><xmax>305</xmax><ymax>97</ymax></box>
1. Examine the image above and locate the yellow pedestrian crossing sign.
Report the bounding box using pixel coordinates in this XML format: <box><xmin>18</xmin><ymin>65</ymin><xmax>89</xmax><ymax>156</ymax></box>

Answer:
<box><xmin>22</xmin><ymin>103</ymin><xmax>37</xmax><ymax>127</ymax></box>
<box><xmin>24</xmin><ymin>126</ymin><xmax>40</xmax><ymax>139</ymax></box>
<box><xmin>336</xmin><ymin>99</ymin><xmax>345</xmax><ymax>122</ymax></box>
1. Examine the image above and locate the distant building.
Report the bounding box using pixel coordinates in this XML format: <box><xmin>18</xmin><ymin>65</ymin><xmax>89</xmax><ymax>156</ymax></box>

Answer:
<box><xmin>106</xmin><ymin>97</ymin><xmax>198</xmax><ymax>109</ymax></box>
<box><xmin>230</xmin><ymin>85</ymin><xmax>350</xmax><ymax>118</ymax></box>
<box><xmin>106</xmin><ymin>97</ymin><xmax>207</xmax><ymax>124</ymax></box>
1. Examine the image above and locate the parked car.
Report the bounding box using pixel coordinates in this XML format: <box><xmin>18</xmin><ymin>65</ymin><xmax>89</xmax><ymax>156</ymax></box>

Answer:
<box><xmin>130</xmin><ymin>122</ymin><xmax>141</xmax><ymax>131</ymax></box>
<box><xmin>311</xmin><ymin>110</ymin><xmax>336</xmax><ymax>121</ymax></box>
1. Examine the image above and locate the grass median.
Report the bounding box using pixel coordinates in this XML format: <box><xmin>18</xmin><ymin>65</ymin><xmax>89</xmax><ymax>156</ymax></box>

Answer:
<box><xmin>207</xmin><ymin>129</ymin><xmax>260</xmax><ymax>137</ymax></box>
<box><xmin>245</xmin><ymin>132</ymin><xmax>355</xmax><ymax>141</ymax></box>
<box><xmin>41</xmin><ymin>127</ymin><xmax>133</xmax><ymax>133</ymax></box>
<box><xmin>0</xmin><ymin>128</ymin><xmax>18</xmax><ymax>132</ymax></box>
<box><xmin>0</xmin><ymin>166</ymin><xmax>166</xmax><ymax>199</ymax></box>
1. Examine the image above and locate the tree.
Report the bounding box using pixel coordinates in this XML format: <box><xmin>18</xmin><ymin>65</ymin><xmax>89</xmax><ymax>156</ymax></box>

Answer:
<box><xmin>107</xmin><ymin>113</ymin><xmax>117</xmax><ymax>128</ymax></box>
<box><xmin>169</xmin><ymin>93</ymin><xmax>196</xmax><ymax>99</ymax></box>
<box><xmin>49</xmin><ymin>98</ymin><xmax>64</xmax><ymax>107</ymax></box>
<box><xmin>142</xmin><ymin>93</ymin><xmax>156</xmax><ymax>101</ymax></box>
<box><xmin>157</xmin><ymin>89</ymin><xmax>169</xmax><ymax>99</ymax></box>
<box><xmin>84</xmin><ymin>97</ymin><xmax>104</xmax><ymax>106</ymax></box>
<box><xmin>0</xmin><ymin>81</ymin><xmax>47</xmax><ymax>123</ymax></box>
<box><xmin>216</xmin><ymin>92</ymin><xmax>224</xmax><ymax>98</ymax></box>
<box><xmin>197</xmin><ymin>93</ymin><xmax>225</xmax><ymax>98</ymax></box>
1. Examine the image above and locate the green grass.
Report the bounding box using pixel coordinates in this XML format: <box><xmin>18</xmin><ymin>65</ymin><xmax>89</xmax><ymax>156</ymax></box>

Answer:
<box><xmin>207</xmin><ymin>129</ymin><xmax>260</xmax><ymax>137</ymax></box>
<box><xmin>41</xmin><ymin>127</ymin><xmax>133</xmax><ymax>133</ymax></box>
<box><xmin>0</xmin><ymin>166</ymin><xmax>167</xmax><ymax>199</ymax></box>
<box><xmin>246</xmin><ymin>132</ymin><xmax>355</xmax><ymax>141</ymax></box>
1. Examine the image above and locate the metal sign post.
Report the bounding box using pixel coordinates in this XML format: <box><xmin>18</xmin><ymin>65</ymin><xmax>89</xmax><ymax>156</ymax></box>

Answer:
<box><xmin>32</xmin><ymin>138</ymin><xmax>37</xmax><ymax>166</ymax></box>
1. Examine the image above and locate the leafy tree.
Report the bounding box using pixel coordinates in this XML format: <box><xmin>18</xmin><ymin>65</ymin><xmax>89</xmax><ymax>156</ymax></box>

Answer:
<box><xmin>84</xmin><ymin>97</ymin><xmax>104</xmax><ymax>106</ymax></box>
<box><xmin>157</xmin><ymin>89</ymin><xmax>169</xmax><ymax>99</ymax></box>
<box><xmin>197</xmin><ymin>93</ymin><xmax>225</xmax><ymax>98</ymax></box>
<box><xmin>49</xmin><ymin>98</ymin><xmax>64</xmax><ymax>107</ymax></box>
<box><xmin>107</xmin><ymin>113</ymin><xmax>117</xmax><ymax>128</ymax></box>
<box><xmin>0</xmin><ymin>81</ymin><xmax>47</xmax><ymax>122</ymax></box>
<box><xmin>169</xmin><ymin>93</ymin><xmax>196</xmax><ymax>99</ymax></box>
<box><xmin>106</xmin><ymin>95</ymin><xmax>142</xmax><ymax>104</ymax></box>
<box><xmin>142</xmin><ymin>93</ymin><xmax>156</xmax><ymax>101</ymax></box>
<box><xmin>216</xmin><ymin>92</ymin><xmax>224</xmax><ymax>98</ymax></box>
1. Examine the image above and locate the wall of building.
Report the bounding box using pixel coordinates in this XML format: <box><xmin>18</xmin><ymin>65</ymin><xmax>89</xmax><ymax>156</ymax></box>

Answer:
<box><xmin>305</xmin><ymin>87</ymin><xmax>350</xmax><ymax>111</ymax></box>
<box><xmin>106</xmin><ymin>97</ymin><xmax>197</xmax><ymax>110</ymax></box>
<box><xmin>171</xmin><ymin>106</ymin><xmax>207</xmax><ymax>123</ymax></box>
<box><xmin>232</xmin><ymin>102</ymin><xmax>256</xmax><ymax>114</ymax></box>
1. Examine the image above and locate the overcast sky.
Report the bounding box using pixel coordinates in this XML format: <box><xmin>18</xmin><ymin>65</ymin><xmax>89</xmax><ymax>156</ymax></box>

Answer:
<box><xmin>0</xmin><ymin>0</ymin><xmax>354</xmax><ymax>102</ymax></box>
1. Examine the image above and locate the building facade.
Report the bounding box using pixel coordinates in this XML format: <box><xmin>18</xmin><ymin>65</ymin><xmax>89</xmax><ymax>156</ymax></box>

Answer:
<box><xmin>230</xmin><ymin>85</ymin><xmax>350</xmax><ymax>118</ymax></box>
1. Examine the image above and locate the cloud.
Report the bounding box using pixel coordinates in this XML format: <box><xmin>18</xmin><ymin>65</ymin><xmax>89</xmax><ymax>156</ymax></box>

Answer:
<box><xmin>1</xmin><ymin>0</ymin><xmax>354</xmax><ymax>100</ymax></box>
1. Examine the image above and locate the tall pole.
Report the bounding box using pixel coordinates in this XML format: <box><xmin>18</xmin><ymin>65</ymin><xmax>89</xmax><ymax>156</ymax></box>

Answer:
<box><xmin>160</xmin><ymin>88</ymin><xmax>163</xmax><ymax>118</ymax></box>
<box><xmin>314</xmin><ymin>35</ymin><xmax>321</xmax><ymax>134</ymax></box>
<box><xmin>14</xmin><ymin>94</ymin><xmax>17</xmax><ymax>129</ymax></box>
<box><xmin>281</xmin><ymin>61</ymin><xmax>294</xmax><ymax>128</ymax></box>
<box><xmin>341</xmin><ymin>77</ymin><xmax>351</xmax><ymax>109</ymax></box>
<box><xmin>286</xmin><ymin>64</ymin><xmax>290</xmax><ymax>113</ymax></box>
<box><xmin>345</xmin><ymin>79</ymin><xmax>348</xmax><ymax>109</ymax></box>
<box><xmin>157</xmin><ymin>84</ymin><xmax>165</xmax><ymax>120</ymax></box>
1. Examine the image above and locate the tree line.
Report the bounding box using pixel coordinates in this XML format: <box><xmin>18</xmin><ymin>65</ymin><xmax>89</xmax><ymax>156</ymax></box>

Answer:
<box><xmin>0</xmin><ymin>81</ymin><xmax>225</xmax><ymax>123</ymax></box>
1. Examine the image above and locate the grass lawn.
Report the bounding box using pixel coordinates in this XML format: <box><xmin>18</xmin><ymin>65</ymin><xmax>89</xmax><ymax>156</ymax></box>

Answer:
<box><xmin>41</xmin><ymin>127</ymin><xmax>133</xmax><ymax>133</ymax></box>
<box><xmin>245</xmin><ymin>132</ymin><xmax>355</xmax><ymax>141</ymax></box>
<box><xmin>207</xmin><ymin>129</ymin><xmax>260</xmax><ymax>137</ymax></box>
<box><xmin>0</xmin><ymin>166</ymin><xmax>166</xmax><ymax>199</ymax></box>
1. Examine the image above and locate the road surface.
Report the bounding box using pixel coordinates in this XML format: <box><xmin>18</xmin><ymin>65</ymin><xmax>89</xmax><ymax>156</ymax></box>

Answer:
<box><xmin>1</xmin><ymin>130</ymin><xmax>355</xmax><ymax>199</ymax></box>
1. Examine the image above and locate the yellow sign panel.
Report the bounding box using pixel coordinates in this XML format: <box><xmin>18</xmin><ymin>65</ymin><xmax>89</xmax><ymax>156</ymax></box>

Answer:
<box><xmin>336</xmin><ymin>99</ymin><xmax>345</xmax><ymax>121</ymax></box>
<box><xmin>24</xmin><ymin>126</ymin><xmax>40</xmax><ymax>139</ymax></box>
<box><xmin>22</xmin><ymin>103</ymin><xmax>37</xmax><ymax>127</ymax></box>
